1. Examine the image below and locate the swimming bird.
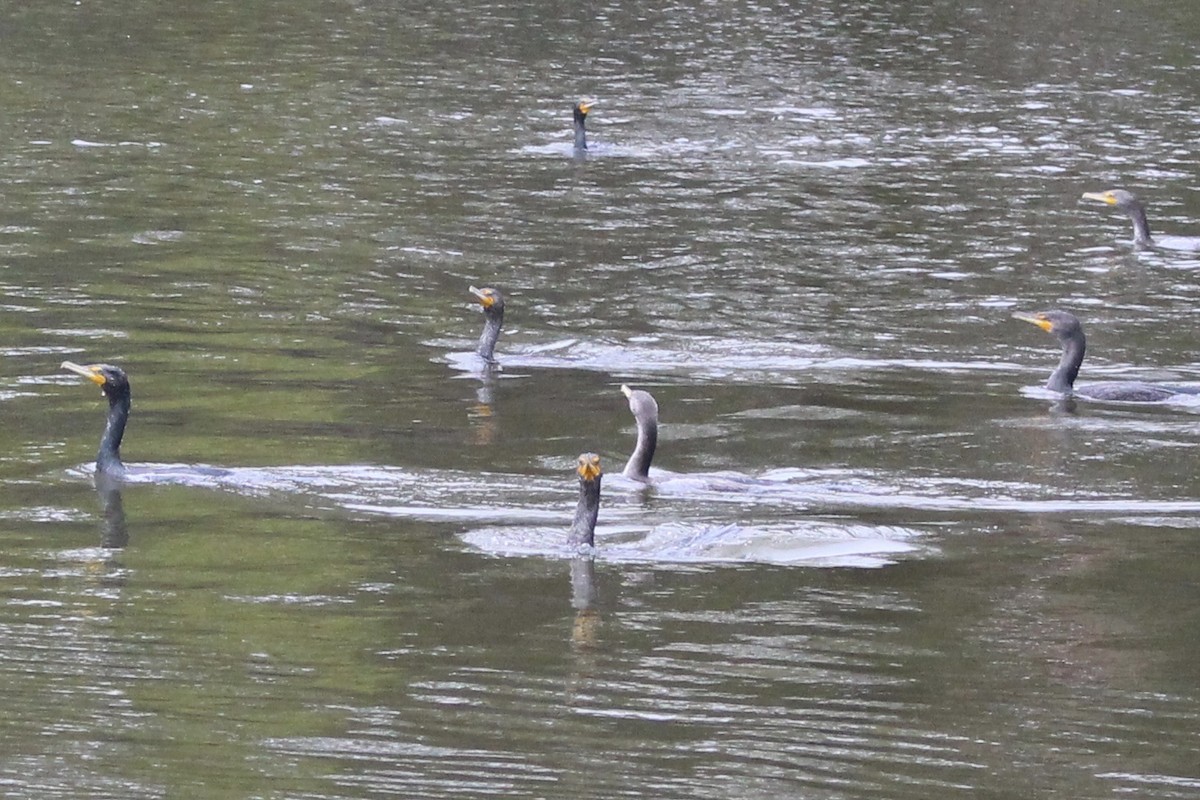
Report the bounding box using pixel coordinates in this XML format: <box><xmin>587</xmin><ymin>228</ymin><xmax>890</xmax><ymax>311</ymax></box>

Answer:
<box><xmin>1081</xmin><ymin>189</ymin><xmax>1200</xmax><ymax>251</ymax></box>
<box><xmin>1012</xmin><ymin>310</ymin><xmax>1193</xmax><ymax>402</ymax></box>
<box><xmin>62</xmin><ymin>361</ymin><xmax>131</xmax><ymax>476</ymax></box>
<box><xmin>469</xmin><ymin>285</ymin><xmax>505</xmax><ymax>362</ymax></box>
<box><xmin>568</xmin><ymin>453</ymin><xmax>603</xmax><ymax>548</ymax></box>
<box><xmin>620</xmin><ymin>384</ymin><xmax>658</xmax><ymax>482</ymax></box>
<box><xmin>573</xmin><ymin>100</ymin><xmax>596</xmax><ymax>151</ymax></box>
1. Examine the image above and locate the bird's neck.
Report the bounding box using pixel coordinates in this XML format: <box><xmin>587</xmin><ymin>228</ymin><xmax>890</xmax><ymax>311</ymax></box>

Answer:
<box><xmin>568</xmin><ymin>476</ymin><xmax>601</xmax><ymax>547</ymax></box>
<box><xmin>476</xmin><ymin>310</ymin><xmax>503</xmax><ymax>362</ymax></box>
<box><xmin>574</xmin><ymin>118</ymin><xmax>588</xmax><ymax>151</ymax></box>
<box><xmin>622</xmin><ymin>417</ymin><xmax>657</xmax><ymax>481</ymax></box>
<box><xmin>97</xmin><ymin>393</ymin><xmax>129</xmax><ymax>475</ymax></box>
<box><xmin>1129</xmin><ymin>205</ymin><xmax>1152</xmax><ymax>246</ymax></box>
<box><xmin>1047</xmin><ymin>335</ymin><xmax>1084</xmax><ymax>393</ymax></box>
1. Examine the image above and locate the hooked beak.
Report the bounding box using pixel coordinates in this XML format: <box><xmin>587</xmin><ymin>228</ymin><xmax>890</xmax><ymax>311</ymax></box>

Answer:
<box><xmin>1011</xmin><ymin>312</ymin><xmax>1053</xmax><ymax>333</ymax></box>
<box><xmin>61</xmin><ymin>361</ymin><xmax>107</xmax><ymax>386</ymax></box>
<box><xmin>1081</xmin><ymin>191</ymin><xmax>1117</xmax><ymax>206</ymax></box>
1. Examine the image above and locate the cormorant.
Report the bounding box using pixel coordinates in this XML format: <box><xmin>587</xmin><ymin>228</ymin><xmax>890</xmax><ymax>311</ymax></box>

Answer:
<box><xmin>568</xmin><ymin>452</ymin><xmax>602</xmax><ymax>548</ymax></box>
<box><xmin>573</xmin><ymin>100</ymin><xmax>596</xmax><ymax>151</ymax></box>
<box><xmin>62</xmin><ymin>361</ymin><xmax>130</xmax><ymax>476</ymax></box>
<box><xmin>1012</xmin><ymin>310</ymin><xmax>1190</xmax><ymax>402</ymax></box>
<box><xmin>620</xmin><ymin>384</ymin><xmax>658</xmax><ymax>482</ymax></box>
<box><xmin>469</xmin><ymin>285</ymin><xmax>504</xmax><ymax>362</ymax></box>
<box><xmin>1081</xmin><ymin>189</ymin><xmax>1200</xmax><ymax>251</ymax></box>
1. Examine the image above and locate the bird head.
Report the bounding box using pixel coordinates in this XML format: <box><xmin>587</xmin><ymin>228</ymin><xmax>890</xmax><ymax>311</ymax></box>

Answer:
<box><xmin>1081</xmin><ymin>189</ymin><xmax>1140</xmax><ymax>212</ymax></box>
<box><xmin>62</xmin><ymin>361</ymin><xmax>130</xmax><ymax>402</ymax></box>
<box><xmin>577</xmin><ymin>452</ymin><xmax>602</xmax><ymax>482</ymax></box>
<box><xmin>469</xmin><ymin>285</ymin><xmax>505</xmax><ymax>314</ymax></box>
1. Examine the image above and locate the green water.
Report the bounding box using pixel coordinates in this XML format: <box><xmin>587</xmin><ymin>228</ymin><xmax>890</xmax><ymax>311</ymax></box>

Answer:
<box><xmin>3</xmin><ymin>1</ymin><xmax>1200</xmax><ymax>797</ymax></box>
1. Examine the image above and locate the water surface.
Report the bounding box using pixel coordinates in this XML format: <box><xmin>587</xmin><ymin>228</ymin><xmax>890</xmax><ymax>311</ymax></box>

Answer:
<box><xmin>3</xmin><ymin>1</ymin><xmax>1200</xmax><ymax>797</ymax></box>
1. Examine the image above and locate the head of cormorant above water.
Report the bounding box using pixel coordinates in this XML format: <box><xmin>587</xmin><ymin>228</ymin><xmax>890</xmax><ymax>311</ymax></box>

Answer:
<box><xmin>573</xmin><ymin>99</ymin><xmax>596</xmax><ymax>151</ymax></box>
<box><xmin>1082</xmin><ymin>189</ymin><xmax>1151</xmax><ymax>246</ymax></box>
<box><xmin>1011</xmin><ymin>310</ymin><xmax>1086</xmax><ymax>394</ymax></box>
<box><xmin>568</xmin><ymin>452</ymin><xmax>603</xmax><ymax>548</ymax></box>
<box><xmin>1011</xmin><ymin>310</ymin><xmax>1184</xmax><ymax>402</ymax></box>
<box><xmin>621</xmin><ymin>384</ymin><xmax>659</xmax><ymax>482</ymax></box>
<box><xmin>469</xmin><ymin>285</ymin><xmax>505</xmax><ymax>362</ymax></box>
<box><xmin>62</xmin><ymin>361</ymin><xmax>130</xmax><ymax>476</ymax></box>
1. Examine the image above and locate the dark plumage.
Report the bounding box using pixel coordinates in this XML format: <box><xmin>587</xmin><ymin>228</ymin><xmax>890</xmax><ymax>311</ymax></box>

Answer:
<box><xmin>62</xmin><ymin>361</ymin><xmax>131</xmax><ymax>476</ymax></box>
<box><xmin>573</xmin><ymin>100</ymin><xmax>595</xmax><ymax>151</ymax></box>
<box><xmin>1012</xmin><ymin>310</ymin><xmax>1187</xmax><ymax>402</ymax></box>
<box><xmin>469</xmin><ymin>285</ymin><xmax>505</xmax><ymax>362</ymax></box>
<box><xmin>568</xmin><ymin>453</ymin><xmax>603</xmax><ymax>548</ymax></box>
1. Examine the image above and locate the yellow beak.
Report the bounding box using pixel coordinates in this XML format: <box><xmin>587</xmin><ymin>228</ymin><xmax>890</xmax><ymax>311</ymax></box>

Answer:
<box><xmin>61</xmin><ymin>361</ymin><xmax>106</xmax><ymax>386</ymax></box>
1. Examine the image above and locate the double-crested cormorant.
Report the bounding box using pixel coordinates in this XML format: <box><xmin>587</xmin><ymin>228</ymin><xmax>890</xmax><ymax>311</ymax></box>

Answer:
<box><xmin>469</xmin><ymin>285</ymin><xmax>504</xmax><ymax>362</ymax></box>
<box><xmin>573</xmin><ymin>100</ymin><xmax>596</xmax><ymax>151</ymax></box>
<box><xmin>1081</xmin><ymin>189</ymin><xmax>1200</xmax><ymax>251</ymax></box>
<box><xmin>568</xmin><ymin>452</ymin><xmax>602</xmax><ymax>548</ymax></box>
<box><xmin>620</xmin><ymin>384</ymin><xmax>658</xmax><ymax>482</ymax></box>
<box><xmin>62</xmin><ymin>361</ymin><xmax>130</xmax><ymax>476</ymax></box>
<box><xmin>1012</xmin><ymin>310</ymin><xmax>1188</xmax><ymax>402</ymax></box>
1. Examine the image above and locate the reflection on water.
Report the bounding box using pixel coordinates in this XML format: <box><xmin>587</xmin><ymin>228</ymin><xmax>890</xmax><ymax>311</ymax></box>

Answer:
<box><xmin>3</xmin><ymin>0</ymin><xmax>1200</xmax><ymax>797</ymax></box>
<box><xmin>94</xmin><ymin>473</ymin><xmax>128</xmax><ymax>549</ymax></box>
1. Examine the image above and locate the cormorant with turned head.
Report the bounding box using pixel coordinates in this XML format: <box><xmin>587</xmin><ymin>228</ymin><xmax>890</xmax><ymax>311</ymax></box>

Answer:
<box><xmin>620</xmin><ymin>384</ymin><xmax>658</xmax><ymax>482</ymax></box>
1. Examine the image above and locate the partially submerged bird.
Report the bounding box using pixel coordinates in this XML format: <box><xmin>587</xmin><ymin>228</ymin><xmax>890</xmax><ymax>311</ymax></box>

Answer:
<box><xmin>1012</xmin><ymin>310</ymin><xmax>1193</xmax><ymax>402</ymax></box>
<box><xmin>1081</xmin><ymin>189</ymin><xmax>1200</xmax><ymax>251</ymax></box>
<box><xmin>62</xmin><ymin>360</ymin><xmax>233</xmax><ymax>482</ymax></box>
<box><xmin>469</xmin><ymin>285</ymin><xmax>505</xmax><ymax>362</ymax></box>
<box><xmin>617</xmin><ymin>384</ymin><xmax>762</xmax><ymax>490</ymax></box>
<box><xmin>568</xmin><ymin>453</ymin><xmax>603</xmax><ymax>548</ymax></box>
<box><xmin>62</xmin><ymin>361</ymin><xmax>131</xmax><ymax>476</ymax></box>
<box><xmin>572</xmin><ymin>99</ymin><xmax>596</xmax><ymax>151</ymax></box>
<box><xmin>620</xmin><ymin>384</ymin><xmax>658</xmax><ymax>482</ymax></box>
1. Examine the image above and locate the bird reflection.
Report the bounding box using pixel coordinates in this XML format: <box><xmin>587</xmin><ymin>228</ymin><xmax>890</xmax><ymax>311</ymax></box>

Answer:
<box><xmin>95</xmin><ymin>473</ymin><xmax>129</xmax><ymax>549</ymax></box>
<box><xmin>468</xmin><ymin>367</ymin><xmax>498</xmax><ymax>446</ymax></box>
<box><xmin>568</xmin><ymin>558</ymin><xmax>603</xmax><ymax>666</ymax></box>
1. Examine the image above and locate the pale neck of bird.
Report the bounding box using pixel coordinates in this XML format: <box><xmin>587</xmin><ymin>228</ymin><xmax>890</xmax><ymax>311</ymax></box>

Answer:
<box><xmin>622</xmin><ymin>416</ymin><xmax>657</xmax><ymax>481</ymax></box>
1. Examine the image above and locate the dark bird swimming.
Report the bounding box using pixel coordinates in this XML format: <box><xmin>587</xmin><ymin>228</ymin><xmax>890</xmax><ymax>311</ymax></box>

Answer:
<box><xmin>573</xmin><ymin>100</ymin><xmax>596</xmax><ymax>151</ymax></box>
<box><xmin>62</xmin><ymin>361</ymin><xmax>131</xmax><ymax>476</ymax></box>
<box><xmin>1012</xmin><ymin>310</ymin><xmax>1194</xmax><ymax>402</ymax></box>
<box><xmin>469</xmin><ymin>285</ymin><xmax>505</xmax><ymax>362</ymax></box>
<box><xmin>568</xmin><ymin>453</ymin><xmax>603</xmax><ymax>548</ymax></box>
<box><xmin>1081</xmin><ymin>189</ymin><xmax>1200</xmax><ymax>251</ymax></box>
<box><xmin>63</xmin><ymin>360</ymin><xmax>233</xmax><ymax>482</ymax></box>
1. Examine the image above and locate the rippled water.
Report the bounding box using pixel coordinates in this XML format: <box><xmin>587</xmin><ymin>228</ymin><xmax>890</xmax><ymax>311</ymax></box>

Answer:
<box><xmin>3</xmin><ymin>1</ymin><xmax>1200</xmax><ymax>797</ymax></box>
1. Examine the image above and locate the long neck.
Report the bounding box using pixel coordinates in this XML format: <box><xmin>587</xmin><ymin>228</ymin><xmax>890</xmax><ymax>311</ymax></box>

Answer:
<box><xmin>623</xmin><ymin>416</ymin><xmax>657</xmax><ymax>481</ymax></box>
<box><xmin>574</xmin><ymin>117</ymin><xmax>587</xmax><ymax>150</ymax></box>
<box><xmin>476</xmin><ymin>308</ymin><xmax>503</xmax><ymax>361</ymax></box>
<box><xmin>1128</xmin><ymin>204</ymin><xmax>1152</xmax><ymax>246</ymax></box>
<box><xmin>1047</xmin><ymin>334</ymin><xmax>1084</xmax><ymax>393</ymax></box>
<box><xmin>98</xmin><ymin>392</ymin><xmax>129</xmax><ymax>474</ymax></box>
<box><xmin>568</xmin><ymin>475</ymin><xmax>601</xmax><ymax>547</ymax></box>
